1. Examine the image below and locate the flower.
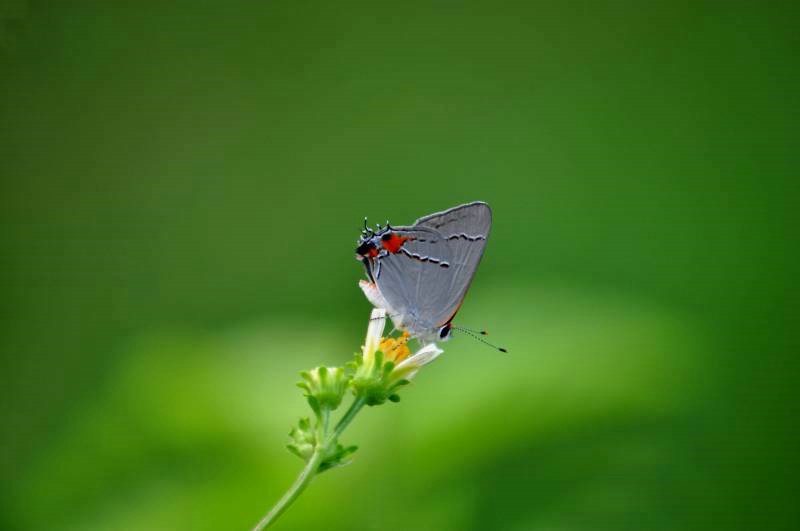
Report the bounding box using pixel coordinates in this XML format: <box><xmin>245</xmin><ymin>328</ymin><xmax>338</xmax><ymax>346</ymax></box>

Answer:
<box><xmin>273</xmin><ymin>302</ymin><xmax>451</xmax><ymax>529</ymax></box>
<box><xmin>352</xmin><ymin>308</ymin><xmax>443</xmax><ymax>405</ymax></box>
<box><xmin>298</xmin><ymin>366</ymin><xmax>348</xmax><ymax>413</ymax></box>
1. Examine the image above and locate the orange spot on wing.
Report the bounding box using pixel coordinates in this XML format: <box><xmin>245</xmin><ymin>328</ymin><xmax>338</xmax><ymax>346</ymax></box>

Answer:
<box><xmin>381</xmin><ymin>233</ymin><xmax>410</xmax><ymax>254</ymax></box>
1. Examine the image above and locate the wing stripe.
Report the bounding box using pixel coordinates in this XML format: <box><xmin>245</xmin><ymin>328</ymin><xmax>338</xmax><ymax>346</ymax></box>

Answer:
<box><xmin>445</xmin><ymin>233</ymin><xmax>487</xmax><ymax>241</ymax></box>
<box><xmin>399</xmin><ymin>248</ymin><xmax>451</xmax><ymax>268</ymax></box>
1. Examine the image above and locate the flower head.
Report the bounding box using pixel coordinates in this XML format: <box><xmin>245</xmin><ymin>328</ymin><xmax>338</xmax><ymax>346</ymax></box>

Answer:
<box><xmin>298</xmin><ymin>366</ymin><xmax>348</xmax><ymax>414</ymax></box>
<box><xmin>352</xmin><ymin>308</ymin><xmax>443</xmax><ymax>405</ymax></box>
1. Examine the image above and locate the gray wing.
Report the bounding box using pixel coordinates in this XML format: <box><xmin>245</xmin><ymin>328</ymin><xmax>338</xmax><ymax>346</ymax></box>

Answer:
<box><xmin>412</xmin><ymin>201</ymin><xmax>492</xmax><ymax>325</ymax></box>
<box><xmin>414</xmin><ymin>201</ymin><xmax>492</xmax><ymax>241</ymax></box>
<box><xmin>373</xmin><ymin>226</ymin><xmax>454</xmax><ymax>334</ymax></box>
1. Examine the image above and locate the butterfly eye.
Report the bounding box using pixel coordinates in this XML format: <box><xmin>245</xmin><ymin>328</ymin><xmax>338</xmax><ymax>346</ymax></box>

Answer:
<box><xmin>438</xmin><ymin>323</ymin><xmax>452</xmax><ymax>340</ymax></box>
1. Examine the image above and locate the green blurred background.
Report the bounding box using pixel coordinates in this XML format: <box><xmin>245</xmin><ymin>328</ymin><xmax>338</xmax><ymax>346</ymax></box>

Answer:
<box><xmin>1</xmin><ymin>2</ymin><xmax>797</xmax><ymax>530</ymax></box>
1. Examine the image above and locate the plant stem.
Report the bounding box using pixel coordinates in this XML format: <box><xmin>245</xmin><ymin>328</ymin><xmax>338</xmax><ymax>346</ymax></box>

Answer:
<box><xmin>330</xmin><ymin>395</ymin><xmax>366</xmax><ymax>444</ymax></box>
<box><xmin>251</xmin><ymin>396</ymin><xmax>367</xmax><ymax>530</ymax></box>
<box><xmin>252</xmin><ymin>449</ymin><xmax>323</xmax><ymax>531</ymax></box>
<box><xmin>319</xmin><ymin>408</ymin><xmax>330</xmax><ymax>445</ymax></box>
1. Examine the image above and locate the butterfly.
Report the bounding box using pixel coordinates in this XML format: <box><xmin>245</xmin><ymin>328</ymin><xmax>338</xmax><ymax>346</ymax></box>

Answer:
<box><xmin>355</xmin><ymin>201</ymin><xmax>493</xmax><ymax>345</ymax></box>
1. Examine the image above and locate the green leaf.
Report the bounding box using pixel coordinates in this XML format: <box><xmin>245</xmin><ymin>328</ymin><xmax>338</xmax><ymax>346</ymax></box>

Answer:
<box><xmin>318</xmin><ymin>443</ymin><xmax>359</xmax><ymax>473</ymax></box>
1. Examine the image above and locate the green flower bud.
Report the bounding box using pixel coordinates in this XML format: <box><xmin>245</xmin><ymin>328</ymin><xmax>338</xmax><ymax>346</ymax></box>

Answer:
<box><xmin>297</xmin><ymin>366</ymin><xmax>348</xmax><ymax>412</ymax></box>
<box><xmin>286</xmin><ymin>417</ymin><xmax>359</xmax><ymax>472</ymax></box>
<box><xmin>286</xmin><ymin>417</ymin><xmax>316</xmax><ymax>461</ymax></box>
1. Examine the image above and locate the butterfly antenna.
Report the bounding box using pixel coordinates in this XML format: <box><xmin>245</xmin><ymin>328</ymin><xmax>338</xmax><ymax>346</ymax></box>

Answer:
<box><xmin>362</xmin><ymin>217</ymin><xmax>376</xmax><ymax>237</ymax></box>
<box><xmin>454</xmin><ymin>325</ymin><xmax>489</xmax><ymax>336</ymax></box>
<box><xmin>453</xmin><ymin>326</ymin><xmax>507</xmax><ymax>352</ymax></box>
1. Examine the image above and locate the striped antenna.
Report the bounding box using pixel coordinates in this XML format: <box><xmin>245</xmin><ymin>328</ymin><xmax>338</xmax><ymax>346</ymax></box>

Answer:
<box><xmin>452</xmin><ymin>326</ymin><xmax>507</xmax><ymax>352</ymax></box>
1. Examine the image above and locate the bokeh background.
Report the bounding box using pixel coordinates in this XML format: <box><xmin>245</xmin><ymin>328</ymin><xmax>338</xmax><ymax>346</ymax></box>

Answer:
<box><xmin>1</xmin><ymin>2</ymin><xmax>798</xmax><ymax>530</ymax></box>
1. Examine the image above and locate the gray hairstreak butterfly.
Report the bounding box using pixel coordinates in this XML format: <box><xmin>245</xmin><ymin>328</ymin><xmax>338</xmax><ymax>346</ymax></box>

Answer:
<box><xmin>355</xmin><ymin>201</ymin><xmax>505</xmax><ymax>350</ymax></box>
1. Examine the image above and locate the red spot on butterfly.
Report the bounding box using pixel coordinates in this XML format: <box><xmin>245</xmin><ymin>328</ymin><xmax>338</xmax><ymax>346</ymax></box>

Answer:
<box><xmin>380</xmin><ymin>233</ymin><xmax>410</xmax><ymax>254</ymax></box>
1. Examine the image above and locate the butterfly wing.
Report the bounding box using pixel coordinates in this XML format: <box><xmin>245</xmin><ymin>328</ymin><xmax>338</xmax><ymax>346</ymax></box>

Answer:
<box><xmin>414</xmin><ymin>201</ymin><xmax>492</xmax><ymax>240</ymax></box>
<box><xmin>412</xmin><ymin>201</ymin><xmax>492</xmax><ymax>326</ymax></box>
<box><xmin>371</xmin><ymin>226</ymin><xmax>455</xmax><ymax>336</ymax></box>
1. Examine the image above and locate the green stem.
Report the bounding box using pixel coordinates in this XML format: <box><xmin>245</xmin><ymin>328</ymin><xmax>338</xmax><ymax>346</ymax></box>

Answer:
<box><xmin>251</xmin><ymin>449</ymin><xmax>323</xmax><ymax>531</ymax></box>
<box><xmin>321</xmin><ymin>408</ymin><xmax>330</xmax><ymax>441</ymax></box>
<box><xmin>252</xmin><ymin>396</ymin><xmax>367</xmax><ymax>530</ymax></box>
<box><xmin>330</xmin><ymin>395</ymin><xmax>366</xmax><ymax>444</ymax></box>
